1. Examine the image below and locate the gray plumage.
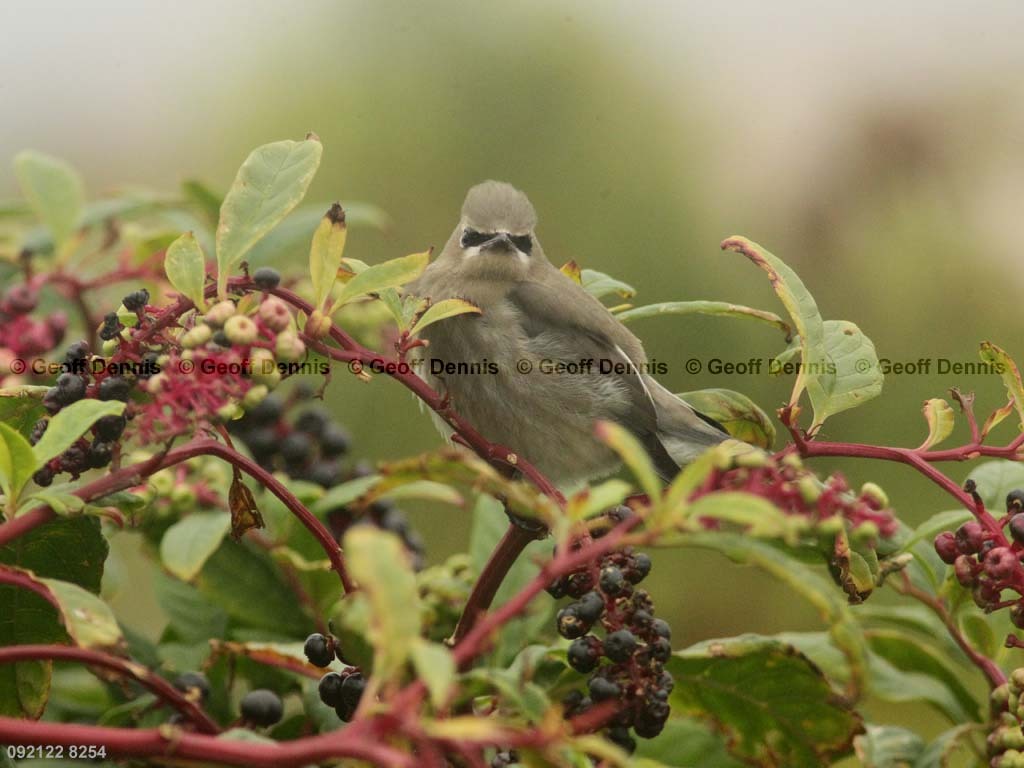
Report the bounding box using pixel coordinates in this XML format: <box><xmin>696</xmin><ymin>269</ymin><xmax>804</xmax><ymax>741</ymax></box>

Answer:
<box><xmin>409</xmin><ymin>180</ymin><xmax>727</xmax><ymax>487</ymax></box>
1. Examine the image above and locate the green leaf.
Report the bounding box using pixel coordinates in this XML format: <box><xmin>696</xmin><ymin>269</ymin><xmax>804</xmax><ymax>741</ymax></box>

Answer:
<box><xmin>721</xmin><ymin>237</ymin><xmax>825</xmax><ymax>414</ymax></box>
<box><xmin>979</xmin><ymin>341</ymin><xmax>1024</xmax><ymax>430</ymax></box>
<box><xmin>181</xmin><ymin>178</ymin><xmax>223</xmax><ymax>223</ymax></box>
<box><xmin>579</xmin><ymin>268</ymin><xmax>636</xmax><ymax>300</ymax></box>
<box><xmin>635</xmin><ymin>717</ymin><xmax>746</xmax><ymax>767</ymax></box>
<box><xmin>371</xmin><ymin>480</ymin><xmax>464</xmax><ymax>507</ymax></box>
<box><xmin>309</xmin><ymin>204</ymin><xmax>347</xmax><ymax>311</ymax></box>
<box><xmin>854</xmin><ymin>725</ymin><xmax>925</xmax><ymax>767</ymax></box>
<box><xmin>678</xmin><ymin>388</ymin><xmax>776</xmax><ymax>449</ymax></box>
<box><xmin>866</xmin><ymin>629</ymin><xmax>981</xmax><ymax>722</ymax></box>
<box><xmin>160</xmin><ymin>513</ymin><xmax>232</xmax><ymax>582</ymax></box>
<box><xmin>467</xmin><ymin>495</ymin><xmax>551</xmax><ymax>664</ymax></box>
<box><xmin>411</xmin><ymin>639</ymin><xmax>455</xmax><ymax>708</ymax></box>
<box><xmin>39</xmin><ymin>576</ymin><xmax>123</xmax><ymax>649</ymax></box>
<box><xmin>916</xmin><ymin>724</ymin><xmax>980</xmax><ymax>767</ymax></box>
<box><xmin>215</xmin><ymin>137</ymin><xmax>323</xmax><ymax>297</ymax></box>
<box><xmin>811</xmin><ymin>320</ymin><xmax>884</xmax><ymax>429</ymax></box>
<box><xmin>595</xmin><ymin>420</ymin><xmax>662</xmax><ymax>497</ymax></box>
<box><xmin>680</xmin><ymin>491</ymin><xmax>800</xmax><ymax>543</ymax></box>
<box><xmin>193</xmin><ymin>540</ymin><xmax>310</xmax><ymax>634</ymax></box>
<box><xmin>0</xmin><ymin>516</ymin><xmax>107</xmax><ymax>717</ymax></box>
<box><xmin>164</xmin><ymin>232</ymin><xmax>208</xmax><ymax>311</ymax></box>
<box><xmin>618</xmin><ymin>300</ymin><xmax>792</xmax><ymax>338</ymax></box>
<box><xmin>919</xmin><ymin>398</ymin><xmax>955</xmax><ymax>450</ymax></box>
<box><xmin>0</xmin><ymin>390</ymin><xmax>47</xmax><ymax>437</ymax></box>
<box><xmin>965</xmin><ymin>460</ymin><xmax>1024</xmax><ymax>510</ymax></box>
<box><xmin>310</xmin><ymin>474</ymin><xmax>381</xmax><ymax>515</ymax></box>
<box><xmin>331</xmin><ymin>250</ymin><xmax>430</xmax><ymax>311</ymax></box>
<box><xmin>0</xmin><ymin>421</ymin><xmax>37</xmax><ymax>504</ymax></box>
<box><xmin>343</xmin><ymin>526</ymin><xmax>421</xmax><ymax>681</ymax></box>
<box><xmin>14</xmin><ymin>150</ymin><xmax>85</xmax><ymax>247</ymax></box>
<box><xmin>32</xmin><ymin>399</ymin><xmax>126</xmax><ymax>471</ymax></box>
<box><xmin>152</xmin><ymin>570</ymin><xmax>227</xmax><ymax>644</ymax></box>
<box><xmin>668</xmin><ymin>634</ymin><xmax>862</xmax><ymax>767</ymax></box>
<box><xmin>678</xmin><ymin>532</ymin><xmax>867</xmax><ymax>698</ymax></box>
<box><xmin>409</xmin><ymin>298</ymin><xmax>482</xmax><ymax>337</ymax></box>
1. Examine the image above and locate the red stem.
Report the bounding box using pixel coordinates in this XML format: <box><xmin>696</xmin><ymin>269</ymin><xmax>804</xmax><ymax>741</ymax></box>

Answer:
<box><xmin>0</xmin><ymin>716</ymin><xmax>410</xmax><ymax>768</ymax></box>
<box><xmin>0</xmin><ymin>644</ymin><xmax>219</xmax><ymax>733</ymax></box>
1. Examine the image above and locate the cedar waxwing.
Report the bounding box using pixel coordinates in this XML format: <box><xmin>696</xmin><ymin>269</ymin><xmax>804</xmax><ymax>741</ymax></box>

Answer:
<box><xmin>409</xmin><ymin>181</ymin><xmax>727</xmax><ymax>486</ymax></box>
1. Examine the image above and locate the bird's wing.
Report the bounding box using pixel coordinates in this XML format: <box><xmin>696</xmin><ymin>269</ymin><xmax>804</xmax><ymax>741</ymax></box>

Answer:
<box><xmin>507</xmin><ymin>276</ymin><xmax>682</xmax><ymax>479</ymax></box>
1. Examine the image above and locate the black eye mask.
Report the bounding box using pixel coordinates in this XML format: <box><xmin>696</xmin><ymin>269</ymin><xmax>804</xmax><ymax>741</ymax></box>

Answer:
<box><xmin>461</xmin><ymin>228</ymin><xmax>533</xmax><ymax>255</ymax></box>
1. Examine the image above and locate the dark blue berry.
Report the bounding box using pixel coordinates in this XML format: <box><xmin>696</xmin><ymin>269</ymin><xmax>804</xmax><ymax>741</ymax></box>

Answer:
<box><xmin>318</xmin><ymin>672</ymin><xmax>344</xmax><ymax>707</ymax></box>
<box><xmin>340</xmin><ymin>672</ymin><xmax>366</xmax><ymax>711</ymax></box>
<box><xmin>567</xmin><ymin>636</ymin><xmax>602</xmax><ymax>673</ymax></box>
<box><xmin>240</xmin><ymin>689</ymin><xmax>283</xmax><ymax>727</ymax></box>
<box><xmin>1008</xmin><ymin>489</ymin><xmax>1024</xmax><ymax>513</ymax></box>
<box><xmin>556</xmin><ymin>606</ymin><xmax>588</xmax><ymax>640</ymax></box>
<box><xmin>98</xmin><ymin>376</ymin><xmax>132</xmax><ymax>402</ymax></box>
<box><xmin>304</xmin><ymin>633</ymin><xmax>334</xmax><ymax>667</ymax></box>
<box><xmin>56</xmin><ymin>373</ymin><xmax>87</xmax><ymax>402</ymax></box>
<box><xmin>576</xmin><ymin>591</ymin><xmax>605</xmax><ymax>624</ymax></box>
<box><xmin>604</xmin><ymin>629</ymin><xmax>637</xmax><ymax>663</ymax></box>
<box><xmin>94</xmin><ymin>414</ymin><xmax>127</xmax><ymax>441</ymax></box>
<box><xmin>599</xmin><ymin>565</ymin><xmax>626</xmax><ymax>596</ymax></box>
<box><xmin>122</xmin><ymin>289</ymin><xmax>150</xmax><ymax>311</ymax></box>
<box><xmin>627</xmin><ymin>552</ymin><xmax>652</xmax><ymax>583</ymax></box>
<box><xmin>252</xmin><ymin>267</ymin><xmax>281</xmax><ymax>290</ymax></box>
<box><xmin>173</xmin><ymin>671</ymin><xmax>210</xmax><ymax>701</ymax></box>
<box><xmin>320</xmin><ymin>424</ymin><xmax>350</xmax><ymax>457</ymax></box>
<box><xmin>588</xmin><ymin>676</ymin><xmax>621</xmax><ymax>702</ymax></box>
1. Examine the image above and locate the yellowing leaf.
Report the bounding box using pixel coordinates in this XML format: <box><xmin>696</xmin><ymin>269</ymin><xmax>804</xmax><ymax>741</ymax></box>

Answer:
<box><xmin>309</xmin><ymin>203</ymin><xmax>348</xmax><ymax>311</ymax></box>
<box><xmin>0</xmin><ymin>422</ymin><xmax>36</xmax><ymax>505</ymax></box>
<box><xmin>164</xmin><ymin>232</ymin><xmax>208</xmax><ymax>311</ymax></box>
<box><xmin>411</xmin><ymin>640</ymin><xmax>455</xmax><ymax>708</ymax></box>
<box><xmin>560</xmin><ymin>260</ymin><xmax>582</xmax><ymax>283</ymax></box>
<box><xmin>678</xmin><ymin>388</ymin><xmax>776</xmax><ymax>449</ymax></box>
<box><xmin>330</xmin><ymin>251</ymin><xmax>430</xmax><ymax>312</ymax></box>
<box><xmin>343</xmin><ymin>527</ymin><xmax>421</xmax><ymax>682</ymax></box>
<box><xmin>979</xmin><ymin>341</ymin><xmax>1024</xmax><ymax>431</ymax></box>
<box><xmin>409</xmin><ymin>299</ymin><xmax>481</xmax><ymax>337</ymax></box>
<box><xmin>920</xmin><ymin>398</ymin><xmax>955</xmax><ymax>450</ymax></box>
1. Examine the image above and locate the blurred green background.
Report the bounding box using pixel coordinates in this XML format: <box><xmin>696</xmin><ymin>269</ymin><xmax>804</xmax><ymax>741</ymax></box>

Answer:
<box><xmin>3</xmin><ymin>0</ymin><xmax>1024</xmax><ymax>742</ymax></box>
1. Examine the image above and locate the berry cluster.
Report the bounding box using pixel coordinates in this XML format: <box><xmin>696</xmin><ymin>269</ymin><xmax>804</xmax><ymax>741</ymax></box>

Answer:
<box><xmin>303</xmin><ymin>631</ymin><xmax>366</xmax><ymax>721</ymax></box>
<box><xmin>30</xmin><ymin>336</ymin><xmax>140</xmax><ymax>486</ymax></box>
<box><xmin>0</xmin><ymin>282</ymin><xmax>67</xmax><ymax>382</ymax></box>
<box><xmin>548</xmin><ymin>542</ymin><xmax>671</xmax><ymax>753</ymax></box>
<box><xmin>693</xmin><ymin>450</ymin><xmax>898</xmax><ymax>539</ymax></box>
<box><xmin>934</xmin><ymin>489</ymin><xmax>1024</xmax><ymax>624</ymax></box>
<box><xmin>229</xmin><ymin>394</ymin><xmax>350</xmax><ymax>488</ymax></box>
<box><xmin>230</xmin><ymin>391</ymin><xmax>426</xmax><ymax>567</ymax></box>
<box><xmin>136</xmin><ymin>280</ymin><xmax>306</xmax><ymax>441</ymax></box>
<box><xmin>989</xmin><ymin>670</ymin><xmax>1024</xmax><ymax>767</ymax></box>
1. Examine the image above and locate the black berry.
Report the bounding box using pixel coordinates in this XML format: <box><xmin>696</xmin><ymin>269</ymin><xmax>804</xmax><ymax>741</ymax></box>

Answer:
<box><xmin>173</xmin><ymin>671</ymin><xmax>210</xmax><ymax>702</ymax></box>
<box><xmin>320</xmin><ymin>424</ymin><xmax>350</xmax><ymax>457</ymax></box>
<box><xmin>252</xmin><ymin>267</ymin><xmax>281</xmax><ymax>290</ymax></box>
<box><xmin>607</xmin><ymin>725</ymin><xmax>636</xmax><ymax>754</ymax></box>
<box><xmin>603</xmin><ymin>629</ymin><xmax>637</xmax><ymax>663</ymax></box>
<box><xmin>588</xmin><ymin>676</ymin><xmax>621</xmax><ymax>702</ymax></box>
<box><xmin>651</xmin><ymin>618</ymin><xmax>671</xmax><ymax>640</ymax></box>
<box><xmin>56</xmin><ymin>373</ymin><xmax>87</xmax><ymax>402</ymax></box>
<box><xmin>556</xmin><ymin>606</ymin><xmax>588</xmax><ymax>640</ymax></box>
<box><xmin>294</xmin><ymin>408</ymin><xmax>329</xmax><ymax>437</ymax></box>
<box><xmin>122</xmin><ymin>289</ymin><xmax>150</xmax><ymax>311</ymax></box>
<box><xmin>304</xmin><ymin>633</ymin><xmax>334</xmax><ymax>668</ymax></box>
<box><xmin>1008</xmin><ymin>489</ymin><xmax>1024</xmax><ymax>513</ymax></box>
<box><xmin>88</xmin><ymin>441</ymin><xmax>113</xmax><ymax>469</ymax></box>
<box><xmin>627</xmin><ymin>552</ymin><xmax>652</xmax><ymax>583</ymax></box>
<box><xmin>599</xmin><ymin>565</ymin><xmax>626</xmax><ymax>596</ymax></box>
<box><xmin>567</xmin><ymin>636</ymin><xmax>603</xmax><ymax>673</ymax></box>
<box><xmin>240</xmin><ymin>689</ymin><xmax>283</xmax><ymax>727</ymax></box>
<box><xmin>281</xmin><ymin>432</ymin><xmax>313</xmax><ymax>464</ymax></box>
<box><xmin>33</xmin><ymin>466</ymin><xmax>54</xmax><ymax>487</ymax></box>
<box><xmin>98</xmin><ymin>376</ymin><xmax>132</xmax><ymax>402</ymax></box>
<box><xmin>1010</xmin><ymin>514</ymin><xmax>1024</xmax><ymax>546</ymax></box>
<box><xmin>318</xmin><ymin>672</ymin><xmax>344</xmax><ymax>707</ymax></box>
<box><xmin>340</xmin><ymin>672</ymin><xmax>366</xmax><ymax>711</ymax></box>
<box><xmin>94</xmin><ymin>414</ymin><xmax>127</xmax><ymax>441</ymax></box>
<box><xmin>576</xmin><ymin>591</ymin><xmax>605</xmax><ymax>624</ymax></box>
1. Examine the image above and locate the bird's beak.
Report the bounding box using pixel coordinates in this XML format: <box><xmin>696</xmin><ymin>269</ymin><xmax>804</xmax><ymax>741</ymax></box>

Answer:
<box><xmin>481</xmin><ymin>233</ymin><xmax>514</xmax><ymax>252</ymax></box>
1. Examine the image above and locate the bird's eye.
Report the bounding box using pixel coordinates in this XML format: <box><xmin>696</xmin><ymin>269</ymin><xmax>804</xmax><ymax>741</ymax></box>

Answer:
<box><xmin>461</xmin><ymin>228</ymin><xmax>490</xmax><ymax>248</ymax></box>
<box><xmin>510</xmin><ymin>234</ymin><xmax>533</xmax><ymax>255</ymax></box>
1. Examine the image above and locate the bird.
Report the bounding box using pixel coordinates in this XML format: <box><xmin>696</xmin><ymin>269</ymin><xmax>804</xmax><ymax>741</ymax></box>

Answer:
<box><xmin>408</xmin><ymin>180</ymin><xmax>728</xmax><ymax>487</ymax></box>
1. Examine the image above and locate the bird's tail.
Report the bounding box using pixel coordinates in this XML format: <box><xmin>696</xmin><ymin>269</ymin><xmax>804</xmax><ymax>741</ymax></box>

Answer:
<box><xmin>645</xmin><ymin>377</ymin><xmax>729</xmax><ymax>469</ymax></box>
